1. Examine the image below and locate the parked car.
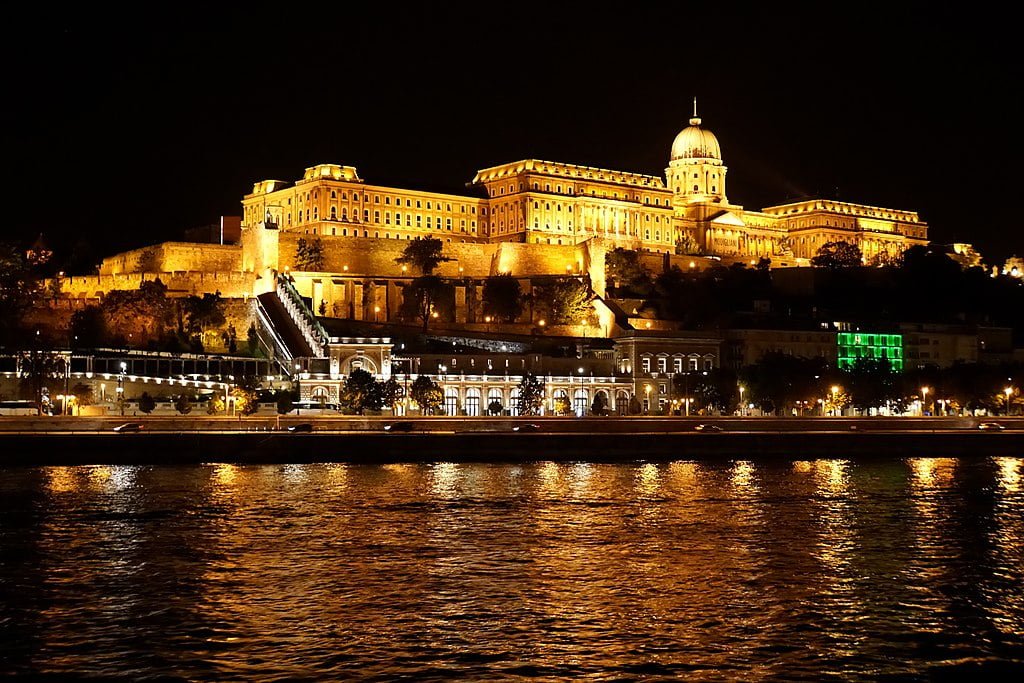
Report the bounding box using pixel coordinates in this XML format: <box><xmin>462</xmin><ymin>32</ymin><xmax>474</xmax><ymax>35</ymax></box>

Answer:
<box><xmin>287</xmin><ymin>423</ymin><xmax>314</xmax><ymax>433</ymax></box>
<box><xmin>113</xmin><ymin>423</ymin><xmax>143</xmax><ymax>433</ymax></box>
<box><xmin>513</xmin><ymin>423</ymin><xmax>541</xmax><ymax>432</ymax></box>
<box><xmin>384</xmin><ymin>422</ymin><xmax>415</xmax><ymax>432</ymax></box>
<box><xmin>694</xmin><ymin>424</ymin><xmax>723</xmax><ymax>433</ymax></box>
<box><xmin>978</xmin><ymin>422</ymin><xmax>1005</xmax><ymax>431</ymax></box>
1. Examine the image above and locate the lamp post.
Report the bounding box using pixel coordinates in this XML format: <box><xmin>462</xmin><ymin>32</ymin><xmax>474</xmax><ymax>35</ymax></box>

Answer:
<box><xmin>1005</xmin><ymin>386</ymin><xmax>1014</xmax><ymax>416</ymax></box>
<box><xmin>115</xmin><ymin>361</ymin><xmax>128</xmax><ymax>416</ymax></box>
<box><xmin>577</xmin><ymin>366</ymin><xmax>585</xmax><ymax>417</ymax></box>
<box><xmin>738</xmin><ymin>385</ymin><xmax>745</xmax><ymax>416</ymax></box>
<box><xmin>831</xmin><ymin>385</ymin><xmax>839</xmax><ymax>417</ymax></box>
<box><xmin>921</xmin><ymin>386</ymin><xmax>930</xmax><ymax>417</ymax></box>
<box><xmin>644</xmin><ymin>383</ymin><xmax>652</xmax><ymax>415</ymax></box>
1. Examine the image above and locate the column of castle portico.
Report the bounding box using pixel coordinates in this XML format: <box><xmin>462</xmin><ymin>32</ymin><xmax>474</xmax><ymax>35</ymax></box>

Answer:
<box><xmin>387</xmin><ymin>280</ymin><xmax>403</xmax><ymax>323</ymax></box>
<box><xmin>353</xmin><ymin>282</ymin><xmax>364</xmax><ymax>320</ymax></box>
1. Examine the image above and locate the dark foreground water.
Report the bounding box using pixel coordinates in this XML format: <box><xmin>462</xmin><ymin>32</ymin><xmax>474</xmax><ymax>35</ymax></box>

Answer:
<box><xmin>1</xmin><ymin>458</ymin><xmax>1023</xmax><ymax>681</ymax></box>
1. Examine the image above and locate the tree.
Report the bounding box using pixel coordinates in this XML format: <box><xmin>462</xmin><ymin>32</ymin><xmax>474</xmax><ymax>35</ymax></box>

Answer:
<box><xmin>207</xmin><ymin>395</ymin><xmax>225</xmax><ymax>415</ymax></box>
<box><xmin>591</xmin><ymin>392</ymin><xmax>608</xmax><ymax>416</ymax></box>
<box><xmin>181</xmin><ymin>292</ymin><xmax>226</xmax><ymax>347</ymax></box>
<box><xmin>487</xmin><ymin>399</ymin><xmax>503</xmax><ymax>416</ymax></box>
<box><xmin>605</xmin><ymin>248</ymin><xmax>652</xmax><ymax>296</ymax></box>
<box><xmin>812</xmin><ymin>241</ymin><xmax>863</xmax><ymax>268</ymax></box>
<box><xmin>231</xmin><ymin>376</ymin><xmax>261</xmax><ymax>416</ymax></box>
<box><xmin>246</xmin><ymin>323</ymin><xmax>262</xmax><ymax>356</ymax></box>
<box><xmin>18</xmin><ymin>349</ymin><xmax>65</xmax><ymax>415</ymax></box>
<box><xmin>553</xmin><ymin>395</ymin><xmax>571</xmax><ymax>416</ymax></box>
<box><xmin>295</xmin><ymin>237</ymin><xmax>326</xmax><ymax>271</ymax></box>
<box><xmin>275</xmin><ymin>389</ymin><xmax>296</xmax><ymax>415</ymax></box>
<box><xmin>174</xmin><ymin>394</ymin><xmax>193</xmax><ymax>415</ymax></box>
<box><xmin>516</xmin><ymin>373</ymin><xmax>545</xmax><ymax>416</ymax></box>
<box><xmin>379</xmin><ymin>378</ymin><xmax>402</xmax><ymax>412</ymax></box>
<box><xmin>71</xmin><ymin>383</ymin><xmax>93</xmax><ymax>414</ymax></box>
<box><xmin>410</xmin><ymin>375</ymin><xmax>442</xmax><ymax>415</ymax></box>
<box><xmin>138</xmin><ymin>392</ymin><xmax>157</xmax><ymax>414</ymax></box>
<box><xmin>396</xmin><ymin>237</ymin><xmax>450</xmax><ymax>275</ymax></box>
<box><xmin>532</xmin><ymin>277</ymin><xmax>593</xmax><ymax>325</ymax></box>
<box><xmin>101</xmin><ymin>279</ymin><xmax>175</xmax><ymax>348</ymax></box>
<box><xmin>481</xmin><ymin>274</ymin><xmax>524</xmax><ymax>323</ymax></box>
<box><xmin>0</xmin><ymin>243</ymin><xmax>42</xmax><ymax>345</ymax></box>
<box><xmin>399</xmin><ymin>275</ymin><xmax>450</xmax><ymax>332</ymax></box>
<box><xmin>340</xmin><ymin>368</ymin><xmax>382</xmax><ymax>414</ymax></box>
<box><xmin>70</xmin><ymin>305</ymin><xmax>107</xmax><ymax>348</ymax></box>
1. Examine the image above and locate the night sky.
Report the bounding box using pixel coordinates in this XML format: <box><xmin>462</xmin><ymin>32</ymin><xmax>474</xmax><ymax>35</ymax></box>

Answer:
<box><xmin>3</xmin><ymin>3</ymin><xmax>1021</xmax><ymax>267</ymax></box>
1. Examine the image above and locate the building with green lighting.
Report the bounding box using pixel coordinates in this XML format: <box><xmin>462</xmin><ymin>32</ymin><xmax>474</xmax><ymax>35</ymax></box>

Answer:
<box><xmin>837</xmin><ymin>332</ymin><xmax>903</xmax><ymax>371</ymax></box>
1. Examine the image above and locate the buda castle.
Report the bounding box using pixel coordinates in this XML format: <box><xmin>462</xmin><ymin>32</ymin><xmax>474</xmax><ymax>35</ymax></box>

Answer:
<box><xmin>240</xmin><ymin>102</ymin><xmax>928</xmax><ymax>269</ymax></box>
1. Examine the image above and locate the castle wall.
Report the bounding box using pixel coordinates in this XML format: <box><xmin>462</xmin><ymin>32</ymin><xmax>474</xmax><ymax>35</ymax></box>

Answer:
<box><xmin>54</xmin><ymin>272</ymin><xmax>256</xmax><ymax>300</ymax></box>
<box><xmin>277</xmin><ymin>233</ymin><xmax>586</xmax><ymax>279</ymax></box>
<box><xmin>100</xmin><ymin>242</ymin><xmax>243</xmax><ymax>275</ymax></box>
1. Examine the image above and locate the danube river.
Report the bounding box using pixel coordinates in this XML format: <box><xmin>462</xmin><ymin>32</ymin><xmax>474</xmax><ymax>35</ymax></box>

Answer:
<box><xmin>2</xmin><ymin>459</ymin><xmax>1023</xmax><ymax>680</ymax></box>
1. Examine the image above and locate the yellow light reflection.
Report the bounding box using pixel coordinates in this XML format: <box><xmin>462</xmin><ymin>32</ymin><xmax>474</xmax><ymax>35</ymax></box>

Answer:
<box><xmin>995</xmin><ymin>457</ymin><xmax>1021</xmax><ymax>493</ymax></box>
<box><xmin>430</xmin><ymin>462</ymin><xmax>460</xmax><ymax>498</ymax></box>
<box><xmin>793</xmin><ymin>460</ymin><xmax>813</xmax><ymax>474</ymax></box>
<box><xmin>636</xmin><ymin>463</ymin><xmax>661</xmax><ymax>497</ymax></box>
<box><xmin>88</xmin><ymin>465</ymin><xmax>112</xmax><ymax>489</ymax></box>
<box><xmin>667</xmin><ymin>461</ymin><xmax>698</xmax><ymax>488</ymax></box>
<box><xmin>731</xmin><ymin>460</ymin><xmax>756</xmax><ymax>492</ymax></box>
<box><xmin>909</xmin><ymin>457</ymin><xmax>957</xmax><ymax>489</ymax></box>
<box><xmin>212</xmin><ymin>463</ymin><xmax>239</xmax><ymax>486</ymax></box>
<box><xmin>46</xmin><ymin>466</ymin><xmax>77</xmax><ymax>494</ymax></box>
<box><xmin>814</xmin><ymin>459</ymin><xmax>849</xmax><ymax>497</ymax></box>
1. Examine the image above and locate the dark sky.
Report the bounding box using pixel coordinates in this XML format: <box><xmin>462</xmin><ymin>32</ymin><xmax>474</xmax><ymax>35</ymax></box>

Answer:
<box><xmin>2</xmin><ymin>3</ymin><xmax>1021</xmax><ymax>266</ymax></box>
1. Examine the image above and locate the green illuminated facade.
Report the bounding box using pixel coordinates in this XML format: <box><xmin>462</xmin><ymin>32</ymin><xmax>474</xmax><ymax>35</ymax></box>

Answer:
<box><xmin>837</xmin><ymin>332</ymin><xmax>903</xmax><ymax>371</ymax></box>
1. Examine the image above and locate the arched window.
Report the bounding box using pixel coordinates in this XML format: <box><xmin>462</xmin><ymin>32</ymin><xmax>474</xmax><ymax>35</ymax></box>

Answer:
<box><xmin>464</xmin><ymin>388</ymin><xmax>481</xmax><ymax>416</ymax></box>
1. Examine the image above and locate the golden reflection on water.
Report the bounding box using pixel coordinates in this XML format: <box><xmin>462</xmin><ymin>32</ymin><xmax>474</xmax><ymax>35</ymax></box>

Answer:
<box><xmin>46</xmin><ymin>466</ymin><xmax>78</xmax><ymax>494</ymax></box>
<box><xmin>538</xmin><ymin>461</ymin><xmax>563</xmax><ymax>497</ymax></box>
<box><xmin>8</xmin><ymin>460</ymin><xmax>1024</xmax><ymax>680</ymax></box>
<box><xmin>430</xmin><ymin>462</ymin><xmax>461</xmax><ymax>498</ymax></box>
<box><xmin>814</xmin><ymin>459</ymin><xmax>849</xmax><ymax>497</ymax></box>
<box><xmin>995</xmin><ymin>457</ymin><xmax>1021</xmax><ymax>493</ymax></box>
<box><xmin>808</xmin><ymin>458</ymin><xmax>857</xmax><ymax>623</ymax></box>
<box><xmin>212</xmin><ymin>463</ymin><xmax>239</xmax><ymax>487</ymax></box>
<box><xmin>909</xmin><ymin>457</ymin><xmax>957</xmax><ymax>489</ymax></box>
<box><xmin>731</xmin><ymin>460</ymin><xmax>756</xmax><ymax>493</ymax></box>
<box><xmin>635</xmin><ymin>463</ymin><xmax>661</xmax><ymax>497</ymax></box>
<box><xmin>88</xmin><ymin>465</ymin><xmax>112</xmax><ymax>490</ymax></box>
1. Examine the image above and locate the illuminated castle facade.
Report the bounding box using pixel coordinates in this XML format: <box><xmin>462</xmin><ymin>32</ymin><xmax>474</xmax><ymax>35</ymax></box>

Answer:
<box><xmin>241</xmin><ymin>103</ymin><xmax>928</xmax><ymax>265</ymax></box>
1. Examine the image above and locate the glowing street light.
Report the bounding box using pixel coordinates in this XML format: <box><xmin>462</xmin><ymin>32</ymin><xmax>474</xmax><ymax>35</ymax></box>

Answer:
<box><xmin>1006</xmin><ymin>386</ymin><xmax>1015</xmax><ymax>416</ymax></box>
<box><xmin>921</xmin><ymin>386</ymin><xmax>930</xmax><ymax>416</ymax></box>
<box><xmin>738</xmin><ymin>384</ymin><xmax>745</xmax><ymax>416</ymax></box>
<box><xmin>644</xmin><ymin>384</ymin><xmax>652</xmax><ymax>415</ymax></box>
<box><xmin>831</xmin><ymin>385</ymin><xmax>840</xmax><ymax>416</ymax></box>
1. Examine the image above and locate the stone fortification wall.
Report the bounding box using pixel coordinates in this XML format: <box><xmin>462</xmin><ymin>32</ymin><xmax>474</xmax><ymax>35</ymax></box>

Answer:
<box><xmin>278</xmin><ymin>233</ymin><xmax>587</xmax><ymax>278</ymax></box>
<box><xmin>54</xmin><ymin>272</ymin><xmax>256</xmax><ymax>299</ymax></box>
<box><xmin>100</xmin><ymin>242</ymin><xmax>243</xmax><ymax>275</ymax></box>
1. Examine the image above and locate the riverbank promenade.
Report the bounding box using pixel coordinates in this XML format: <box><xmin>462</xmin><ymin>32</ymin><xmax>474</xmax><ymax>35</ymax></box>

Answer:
<box><xmin>2</xmin><ymin>416</ymin><xmax>1022</xmax><ymax>465</ymax></box>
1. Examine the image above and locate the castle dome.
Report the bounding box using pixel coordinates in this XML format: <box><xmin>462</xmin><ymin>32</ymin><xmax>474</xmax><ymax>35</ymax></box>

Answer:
<box><xmin>670</xmin><ymin>102</ymin><xmax>721</xmax><ymax>161</ymax></box>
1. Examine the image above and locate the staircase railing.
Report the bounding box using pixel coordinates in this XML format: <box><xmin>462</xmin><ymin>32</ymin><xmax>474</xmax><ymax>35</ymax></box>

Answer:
<box><xmin>276</xmin><ymin>274</ymin><xmax>329</xmax><ymax>357</ymax></box>
<box><xmin>254</xmin><ymin>296</ymin><xmax>294</xmax><ymax>369</ymax></box>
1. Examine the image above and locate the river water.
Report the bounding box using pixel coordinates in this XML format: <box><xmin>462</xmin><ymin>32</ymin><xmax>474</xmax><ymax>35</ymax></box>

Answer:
<box><xmin>1</xmin><ymin>458</ymin><xmax>1023</xmax><ymax>680</ymax></box>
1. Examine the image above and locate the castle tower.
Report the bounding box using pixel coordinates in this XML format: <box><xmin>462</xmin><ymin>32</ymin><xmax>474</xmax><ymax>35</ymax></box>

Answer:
<box><xmin>665</xmin><ymin>99</ymin><xmax>727</xmax><ymax>205</ymax></box>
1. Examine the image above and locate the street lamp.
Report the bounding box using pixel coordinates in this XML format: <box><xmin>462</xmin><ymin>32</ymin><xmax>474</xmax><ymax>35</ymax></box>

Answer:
<box><xmin>644</xmin><ymin>384</ymin><xmax>652</xmax><ymax>415</ymax></box>
<box><xmin>921</xmin><ymin>386</ymin><xmax>930</xmax><ymax>417</ymax></box>
<box><xmin>577</xmin><ymin>366</ymin><xmax>585</xmax><ymax>417</ymax></box>
<box><xmin>738</xmin><ymin>385</ymin><xmax>745</xmax><ymax>416</ymax></box>
<box><xmin>117</xmin><ymin>361</ymin><xmax>127</xmax><ymax>416</ymax></box>
<box><xmin>1005</xmin><ymin>386</ymin><xmax>1014</xmax><ymax>416</ymax></box>
<box><xmin>831</xmin><ymin>385</ymin><xmax>840</xmax><ymax>416</ymax></box>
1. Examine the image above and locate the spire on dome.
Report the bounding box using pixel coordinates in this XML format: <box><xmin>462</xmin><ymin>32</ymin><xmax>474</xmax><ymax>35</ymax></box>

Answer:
<box><xmin>690</xmin><ymin>96</ymin><xmax>701</xmax><ymax>126</ymax></box>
